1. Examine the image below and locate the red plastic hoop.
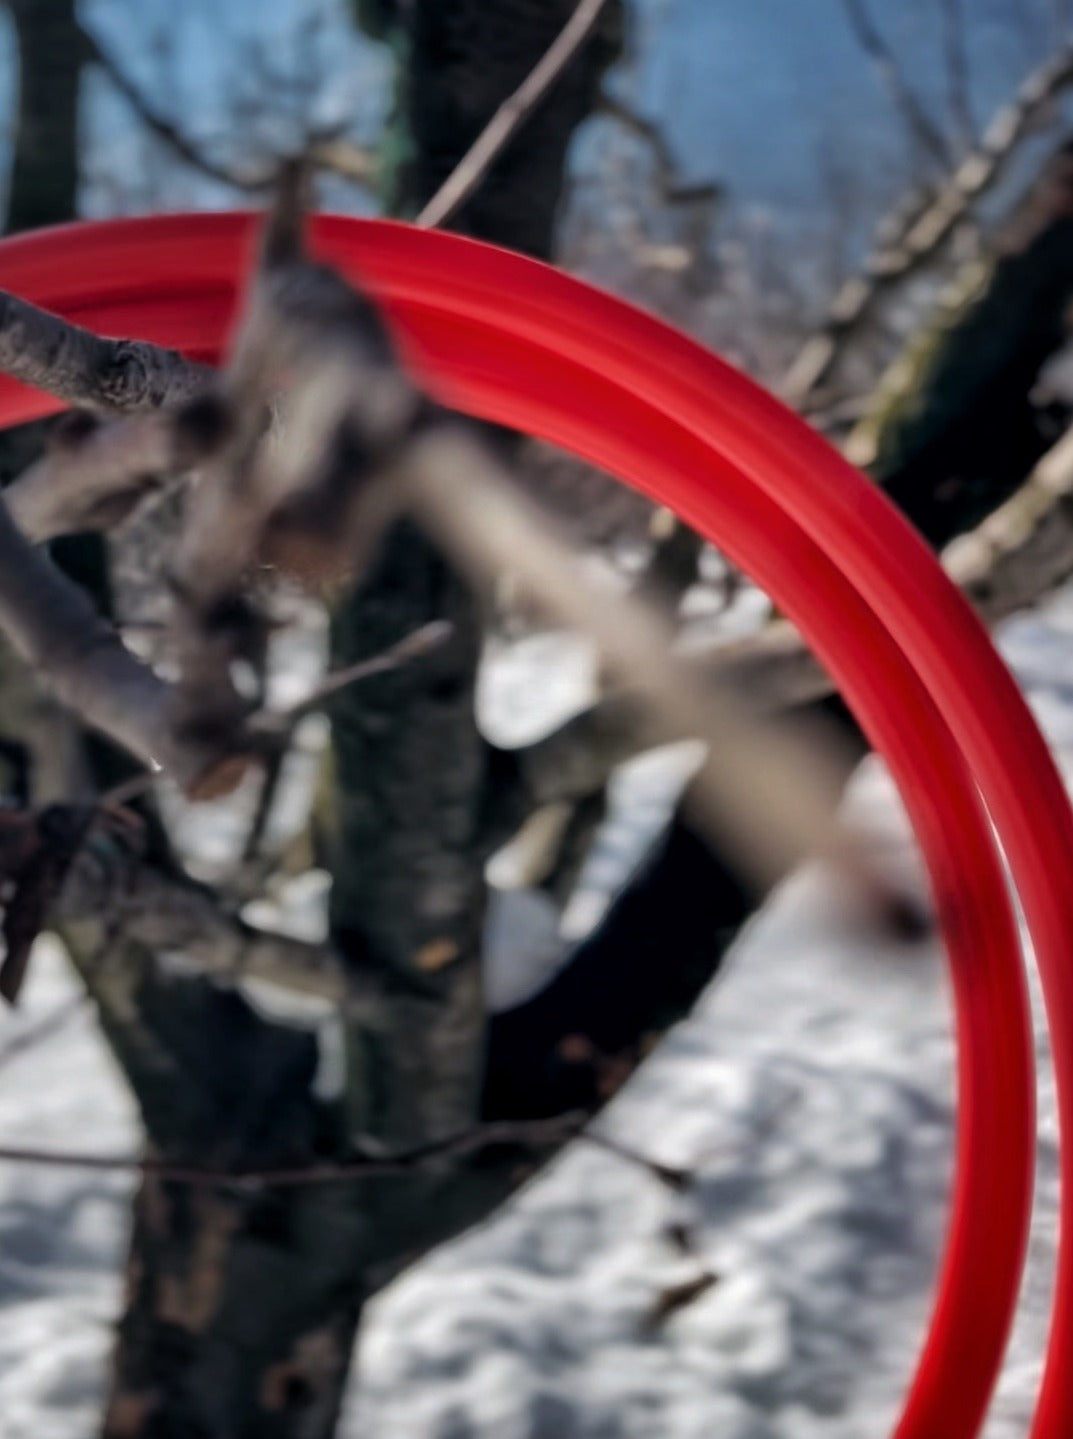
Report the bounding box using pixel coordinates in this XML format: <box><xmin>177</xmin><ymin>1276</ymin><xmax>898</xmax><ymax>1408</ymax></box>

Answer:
<box><xmin>1</xmin><ymin>214</ymin><xmax>1071</xmax><ymax>1439</ymax></box>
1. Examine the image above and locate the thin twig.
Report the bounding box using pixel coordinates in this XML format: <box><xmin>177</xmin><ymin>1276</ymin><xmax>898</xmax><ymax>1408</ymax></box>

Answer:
<box><xmin>239</xmin><ymin>743</ymin><xmax>287</xmax><ymax>866</ymax></box>
<box><xmin>87</xmin><ymin>31</ymin><xmax>375</xmax><ymax>195</ymax></box>
<box><xmin>263</xmin><ymin>620</ymin><xmax>453</xmax><ymax>729</ymax></box>
<box><xmin>938</xmin><ymin>0</ymin><xmax>975</xmax><ymax>154</ymax></box>
<box><xmin>87</xmin><ymin>32</ymin><xmax>266</xmax><ymax>192</ymax></box>
<box><xmin>840</xmin><ymin>0</ymin><xmax>953</xmax><ymax>167</ymax></box>
<box><xmin>598</xmin><ymin>91</ymin><xmax>720</xmax><ymax>211</ymax></box>
<box><xmin>417</xmin><ymin>0</ymin><xmax>613</xmax><ymax>229</ymax></box>
<box><xmin>0</xmin><ymin>1112</ymin><xmax>588</xmax><ymax>1189</ymax></box>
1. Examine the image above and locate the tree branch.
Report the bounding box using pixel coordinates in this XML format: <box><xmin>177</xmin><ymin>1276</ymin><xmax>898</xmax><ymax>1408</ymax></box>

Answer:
<box><xmin>4</xmin><ymin>404</ymin><xmax>219</xmax><ymax>543</ymax></box>
<box><xmin>397</xmin><ymin>424</ymin><xmax>901</xmax><ymax>922</ymax></box>
<box><xmin>783</xmin><ymin>41</ymin><xmax>1073</xmax><ymax>406</ymax></box>
<box><xmin>939</xmin><ymin>0</ymin><xmax>975</xmax><ymax>154</ymax></box>
<box><xmin>86</xmin><ymin>30</ymin><xmax>376</xmax><ymax>195</ymax></box>
<box><xmin>0</xmin><ymin>496</ymin><xmax>245</xmax><ymax>798</ymax></box>
<box><xmin>0</xmin><ymin>287</ymin><xmax>211</xmax><ymax>412</ymax></box>
<box><xmin>502</xmin><ymin>408</ymin><xmax>1073</xmax><ymax>818</ymax></box>
<box><xmin>0</xmin><ymin>1112</ymin><xmax>588</xmax><ymax>1188</ymax></box>
<box><xmin>840</xmin><ymin>0</ymin><xmax>953</xmax><ymax>168</ymax></box>
<box><xmin>597</xmin><ymin>90</ymin><xmax>720</xmax><ymax>212</ymax></box>
<box><xmin>416</xmin><ymin>0</ymin><xmax>614</xmax><ymax>229</ymax></box>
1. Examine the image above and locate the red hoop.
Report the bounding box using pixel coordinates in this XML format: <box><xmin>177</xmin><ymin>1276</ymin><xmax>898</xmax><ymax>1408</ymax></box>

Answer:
<box><xmin>2</xmin><ymin>214</ymin><xmax>1070</xmax><ymax>1439</ymax></box>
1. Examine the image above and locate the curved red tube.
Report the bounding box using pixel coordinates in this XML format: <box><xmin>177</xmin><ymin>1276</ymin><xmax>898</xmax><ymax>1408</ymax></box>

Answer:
<box><xmin>0</xmin><ymin>214</ymin><xmax>1067</xmax><ymax>1439</ymax></box>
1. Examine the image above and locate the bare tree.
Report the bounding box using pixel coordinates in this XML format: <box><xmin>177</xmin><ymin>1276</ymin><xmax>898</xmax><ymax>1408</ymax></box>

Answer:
<box><xmin>6</xmin><ymin>6</ymin><xmax>1073</xmax><ymax>1438</ymax></box>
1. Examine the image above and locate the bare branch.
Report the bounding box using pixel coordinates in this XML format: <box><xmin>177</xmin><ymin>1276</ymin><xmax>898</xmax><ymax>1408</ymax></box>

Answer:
<box><xmin>143</xmin><ymin>191</ymin><xmax>910</xmax><ymax>929</ymax></box>
<box><xmin>504</xmin><ymin>410</ymin><xmax>1073</xmax><ymax>817</ymax></box>
<box><xmin>0</xmin><ymin>1112</ymin><xmax>588</xmax><ymax>1189</ymax></box>
<box><xmin>89</xmin><ymin>32</ymin><xmax>265</xmax><ymax>191</ymax></box>
<box><xmin>417</xmin><ymin>0</ymin><xmax>613</xmax><ymax>229</ymax></box>
<box><xmin>840</xmin><ymin>0</ymin><xmax>953</xmax><ymax>168</ymax></box>
<box><xmin>266</xmin><ymin>620</ymin><xmax>453</xmax><ymax>731</ymax></box>
<box><xmin>42</xmin><ymin>805</ymin><xmax>349</xmax><ymax>1002</ymax></box>
<box><xmin>162</xmin><ymin>185</ymin><xmax>416</xmax><ymax>755</ymax></box>
<box><xmin>598</xmin><ymin>90</ymin><xmax>721</xmax><ymax>213</ymax></box>
<box><xmin>783</xmin><ymin>42</ymin><xmax>1073</xmax><ymax>406</ymax></box>
<box><xmin>4</xmin><ymin>402</ymin><xmax>223</xmax><ymax>543</ymax></box>
<box><xmin>0</xmin><ymin>497</ymin><xmax>246</xmax><ymax>799</ymax></box>
<box><xmin>307</xmin><ymin>135</ymin><xmax>377</xmax><ymax>188</ymax></box>
<box><xmin>86</xmin><ymin>30</ymin><xmax>375</xmax><ymax>195</ymax></box>
<box><xmin>939</xmin><ymin>0</ymin><xmax>975</xmax><ymax>154</ymax></box>
<box><xmin>600</xmin><ymin>416</ymin><xmax>1073</xmax><ymax>734</ymax></box>
<box><xmin>240</xmin><ymin>620</ymin><xmax>453</xmax><ymax>864</ymax></box>
<box><xmin>397</xmin><ymin>424</ymin><xmax>904</xmax><ymax>922</ymax></box>
<box><xmin>0</xmin><ymin>288</ymin><xmax>210</xmax><ymax>413</ymax></box>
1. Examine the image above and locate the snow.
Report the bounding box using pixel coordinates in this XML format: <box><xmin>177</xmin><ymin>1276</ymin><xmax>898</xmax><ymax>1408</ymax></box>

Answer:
<box><xmin>2</xmin><ymin>592</ymin><xmax>1072</xmax><ymax>1438</ymax></box>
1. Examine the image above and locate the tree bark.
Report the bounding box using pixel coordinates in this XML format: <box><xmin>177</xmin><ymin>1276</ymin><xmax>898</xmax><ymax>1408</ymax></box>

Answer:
<box><xmin>98</xmin><ymin>8</ymin><xmax>639</xmax><ymax>1437</ymax></box>
<box><xmin>6</xmin><ymin>0</ymin><xmax>84</xmax><ymax>235</ymax></box>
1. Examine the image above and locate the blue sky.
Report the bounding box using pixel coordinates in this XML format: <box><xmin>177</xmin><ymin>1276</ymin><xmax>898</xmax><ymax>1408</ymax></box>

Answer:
<box><xmin>1</xmin><ymin>0</ymin><xmax>1068</xmax><ymax>256</ymax></box>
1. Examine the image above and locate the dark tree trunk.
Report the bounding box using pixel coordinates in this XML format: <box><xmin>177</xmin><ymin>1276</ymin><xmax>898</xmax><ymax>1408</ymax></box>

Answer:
<box><xmin>6</xmin><ymin>0</ymin><xmax>84</xmax><ymax>235</ymax></box>
<box><xmin>2</xmin><ymin>0</ymin><xmax>165</xmax><ymax>832</ymax></box>
<box><xmin>853</xmin><ymin>138</ymin><xmax>1073</xmax><ymax>549</ymax></box>
<box><xmin>98</xmin><ymin>9</ymin><xmax>641</xmax><ymax>1438</ymax></box>
<box><xmin>0</xmin><ymin>0</ymin><xmax>103</xmax><ymax>805</ymax></box>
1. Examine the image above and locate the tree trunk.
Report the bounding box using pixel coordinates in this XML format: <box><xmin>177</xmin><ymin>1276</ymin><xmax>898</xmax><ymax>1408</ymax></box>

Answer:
<box><xmin>0</xmin><ymin>0</ymin><xmax>91</xmax><ymax>801</ymax></box>
<box><xmin>6</xmin><ymin>0</ymin><xmax>84</xmax><ymax>235</ymax></box>
<box><xmin>99</xmin><ymin>8</ymin><xmax>637</xmax><ymax>1437</ymax></box>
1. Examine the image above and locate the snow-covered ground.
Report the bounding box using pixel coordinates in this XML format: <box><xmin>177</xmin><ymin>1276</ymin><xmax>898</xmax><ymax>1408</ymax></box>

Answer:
<box><xmin>1</xmin><ymin>591</ymin><xmax>1071</xmax><ymax>1438</ymax></box>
